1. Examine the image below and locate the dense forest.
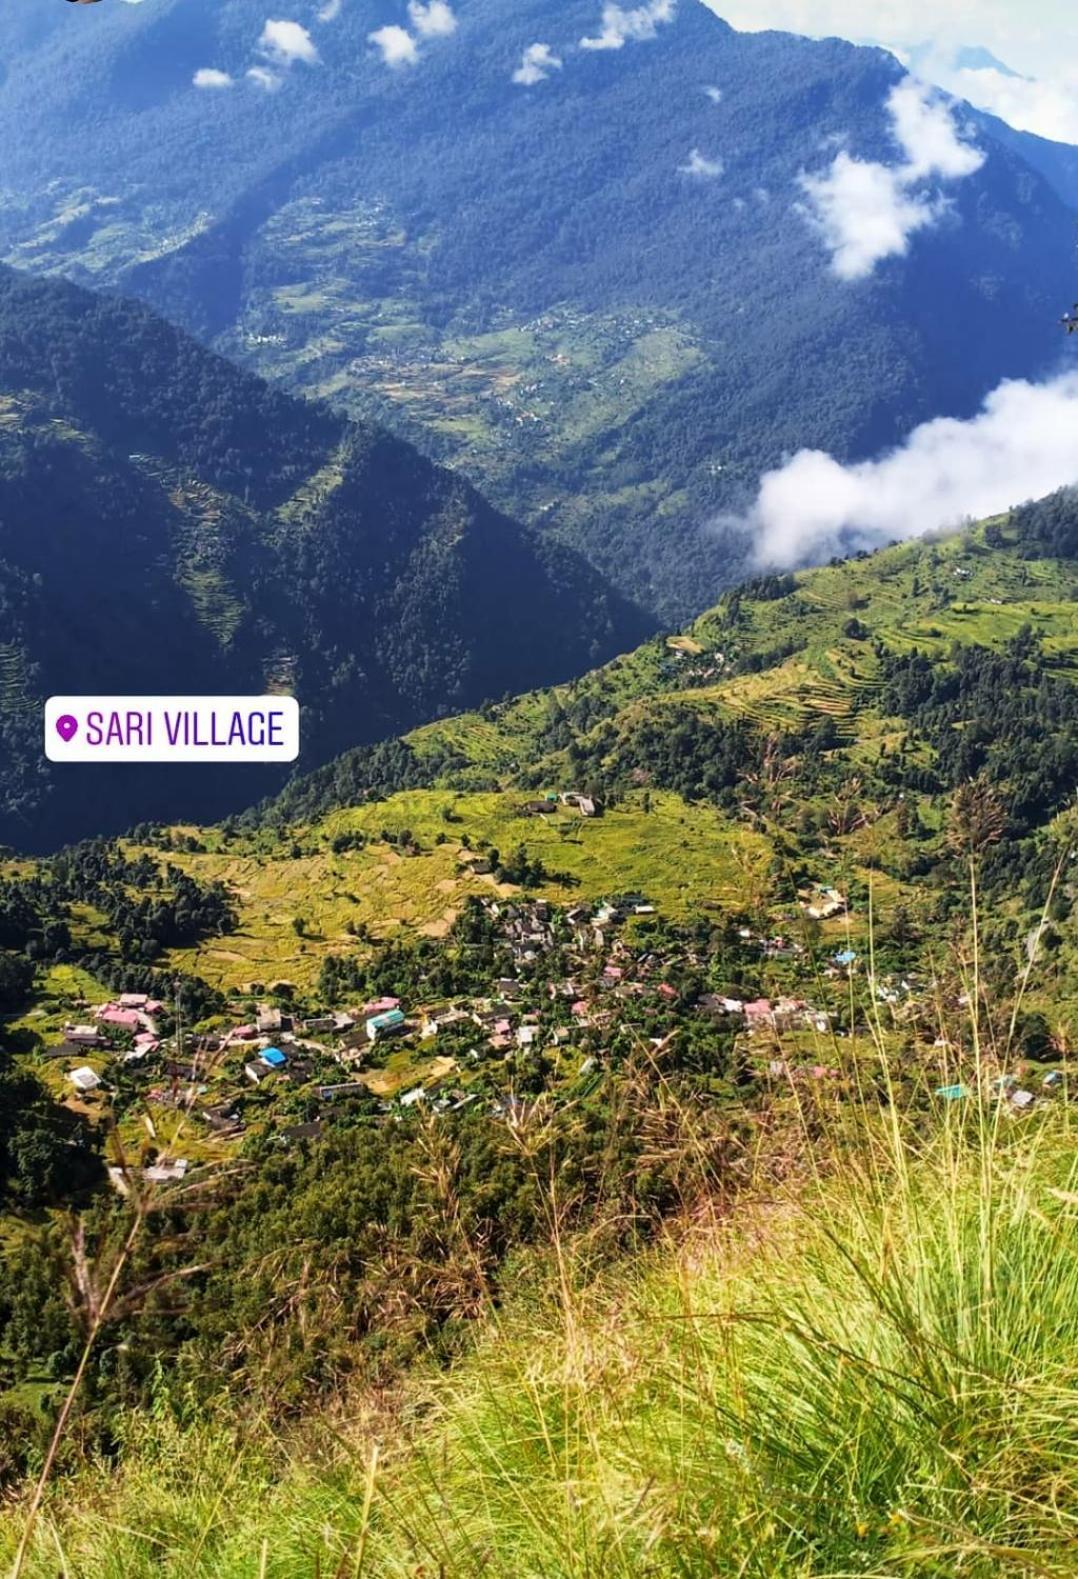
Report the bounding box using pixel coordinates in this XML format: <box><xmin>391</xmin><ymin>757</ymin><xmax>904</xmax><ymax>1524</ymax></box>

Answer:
<box><xmin>0</xmin><ymin>265</ymin><xmax>647</xmax><ymax>851</ymax></box>
<box><xmin>0</xmin><ymin>2</ymin><xmax>1073</xmax><ymax>618</ymax></box>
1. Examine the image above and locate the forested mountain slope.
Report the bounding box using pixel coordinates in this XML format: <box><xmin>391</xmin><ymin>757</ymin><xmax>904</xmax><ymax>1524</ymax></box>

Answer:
<box><xmin>0</xmin><ymin>265</ymin><xmax>645</xmax><ymax>852</ymax></box>
<box><xmin>262</xmin><ymin>491</ymin><xmax>1078</xmax><ymax>851</ymax></box>
<box><xmin>0</xmin><ymin>2</ymin><xmax>1074</xmax><ymax>619</ymax></box>
<box><xmin>58</xmin><ymin>492</ymin><xmax>1070</xmax><ymax>1011</ymax></box>
<box><xmin>0</xmin><ymin>500</ymin><xmax>1074</xmax><ymax>1578</ymax></box>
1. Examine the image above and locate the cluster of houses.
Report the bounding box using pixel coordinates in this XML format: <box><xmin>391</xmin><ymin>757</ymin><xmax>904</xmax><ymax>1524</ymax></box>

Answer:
<box><xmin>56</xmin><ymin>993</ymin><xmax>166</xmax><ymax>1096</ymax></box>
<box><xmin>937</xmin><ymin>1070</ymin><xmax>1067</xmax><ymax>1115</ymax></box>
<box><xmin>41</xmin><ymin>888</ymin><xmax>1070</xmax><ymax>1173</ymax></box>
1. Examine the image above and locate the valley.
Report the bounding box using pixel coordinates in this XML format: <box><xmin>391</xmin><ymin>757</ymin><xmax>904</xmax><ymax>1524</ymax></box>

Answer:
<box><xmin>2</xmin><ymin>1</ymin><xmax>1076</xmax><ymax>618</ymax></box>
<box><xmin>0</xmin><ymin>5</ymin><xmax>1075</xmax><ymax>1573</ymax></box>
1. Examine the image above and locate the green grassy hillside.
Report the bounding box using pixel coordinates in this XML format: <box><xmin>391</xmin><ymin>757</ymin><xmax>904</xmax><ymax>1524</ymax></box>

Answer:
<box><xmin>0</xmin><ymin>507</ymin><xmax>1075</xmax><ymax>1575</ymax></box>
<box><xmin>2</xmin><ymin>1050</ymin><xmax>1075</xmax><ymax>1577</ymax></box>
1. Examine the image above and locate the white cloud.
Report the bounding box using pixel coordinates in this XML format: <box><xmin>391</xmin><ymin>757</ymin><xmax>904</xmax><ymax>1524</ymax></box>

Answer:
<box><xmin>247</xmin><ymin>66</ymin><xmax>283</xmax><ymax>91</ymax></box>
<box><xmin>938</xmin><ymin>62</ymin><xmax>1078</xmax><ymax>145</ymax></box>
<box><xmin>193</xmin><ymin>68</ymin><xmax>234</xmax><ymax>90</ymax></box>
<box><xmin>699</xmin><ymin>1</ymin><xmax>1076</xmax><ymax>84</ymax></box>
<box><xmin>369</xmin><ymin>24</ymin><xmax>420</xmax><ymax>68</ymax></box>
<box><xmin>888</xmin><ymin>77</ymin><xmax>985</xmax><ymax>177</ymax></box>
<box><xmin>258</xmin><ymin>20</ymin><xmax>319</xmax><ymax>67</ymax></box>
<box><xmin>704</xmin><ymin>84</ymin><xmax>723</xmax><ymax>103</ymax></box>
<box><xmin>801</xmin><ymin>152</ymin><xmax>940</xmax><ymax>279</ymax></box>
<box><xmin>318</xmin><ymin>0</ymin><xmax>343</xmax><ymax>20</ymax></box>
<box><xmin>408</xmin><ymin>1</ymin><xmax>457</xmax><ymax>37</ymax></box>
<box><xmin>800</xmin><ymin>80</ymin><xmax>983</xmax><ymax>280</ymax></box>
<box><xmin>743</xmin><ymin>373</ymin><xmax>1078</xmax><ymax>567</ymax></box>
<box><xmin>696</xmin><ymin>2</ymin><xmax>1078</xmax><ymax>142</ymax></box>
<box><xmin>581</xmin><ymin>1</ymin><xmax>677</xmax><ymax>52</ymax></box>
<box><xmin>513</xmin><ymin>43</ymin><xmax>564</xmax><ymax>87</ymax></box>
<box><xmin>681</xmin><ymin>148</ymin><xmax>724</xmax><ymax>177</ymax></box>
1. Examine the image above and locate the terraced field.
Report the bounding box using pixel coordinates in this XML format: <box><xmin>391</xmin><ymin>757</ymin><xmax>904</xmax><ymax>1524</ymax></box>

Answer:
<box><xmin>154</xmin><ymin>791</ymin><xmax>771</xmax><ymax>991</ymax></box>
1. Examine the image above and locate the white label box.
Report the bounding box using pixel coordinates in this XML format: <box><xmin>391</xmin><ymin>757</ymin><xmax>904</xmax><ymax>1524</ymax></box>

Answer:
<box><xmin>45</xmin><ymin>697</ymin><xmax>300</xmax><ymax>765</ymax></box>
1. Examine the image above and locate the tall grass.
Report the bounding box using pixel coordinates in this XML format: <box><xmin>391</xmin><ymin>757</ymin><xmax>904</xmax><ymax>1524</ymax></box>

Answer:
<box><xmin>3</xmin><ymin>873</ymin><xmax>1076</xmax><ymax>1578</ymax></box>
<box><xmin>365</xmin><ymin>1099</ymin><xmax>1078</xmax><ymax>1579</ymax></box>
<box><xmin>3</xmin><ymin>1083</ymin><xmax>1075</xmax><ymax>1576</ymax></box>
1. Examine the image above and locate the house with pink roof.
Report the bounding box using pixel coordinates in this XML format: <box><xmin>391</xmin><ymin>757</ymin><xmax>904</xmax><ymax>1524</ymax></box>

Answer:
<box><xmin>363</xmin><ymin>996</ymin><xmax>401</xmax><ymax>1017</ymax></box>
<box><xmin>101</xmin><ymin>1008</ymin><xmax>141</xmax><ymax>1032</ymax></box>
<box><xmin>744</xmin><ymin>1000</ymin><xmax>775</xmax><ymax>1031</ymax></box>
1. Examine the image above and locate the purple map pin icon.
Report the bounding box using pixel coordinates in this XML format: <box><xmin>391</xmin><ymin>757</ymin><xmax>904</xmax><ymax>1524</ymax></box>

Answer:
<box><xmin>55</xmin><ymin>715</ymin><xmax>79</xmax><ymax>744</ymax></box>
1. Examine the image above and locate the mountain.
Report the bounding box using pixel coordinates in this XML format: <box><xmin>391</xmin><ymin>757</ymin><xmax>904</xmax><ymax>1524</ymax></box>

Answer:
<box><xmin>0</xmin><ymin>2</ymin><xmax>1075</xmax><ymax>621</ymax></box>
<box><xmin>47</xmin><ymin>493</ymin><xmax>1072</xmax><ymax>1005</ymax></box>
<box><xmin>254</xmin><ymin>491</ymin><xmax>1078</xmax><ymax>883</ymax></box>
<box><xmin>0</xmin><ymin>265</ymin><xmax>646</xmax><ymax>853</ymax></box>
<box><xmin>0</xmin><ymin>503</ymin><xmax>1074</xmax><ymax>1573</ymax></box>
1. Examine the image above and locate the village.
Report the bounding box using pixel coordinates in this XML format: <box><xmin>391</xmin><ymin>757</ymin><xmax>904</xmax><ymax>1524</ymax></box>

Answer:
<box><xmin>39</xmin><ymin>881</ymin><xmax>1069</xmax><ymax>1185</ymax></box>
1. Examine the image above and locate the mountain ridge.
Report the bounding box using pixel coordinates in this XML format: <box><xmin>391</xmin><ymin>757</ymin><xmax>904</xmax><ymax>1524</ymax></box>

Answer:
<box><xmin>1</xmin><ymin>1</ymin><xmax>1075</xmax><ymax>620</ymax></box>
<box><xmin>0</xmin><ymin>263</ymin><xmax>648</xmax><ymax>852</ymax></box>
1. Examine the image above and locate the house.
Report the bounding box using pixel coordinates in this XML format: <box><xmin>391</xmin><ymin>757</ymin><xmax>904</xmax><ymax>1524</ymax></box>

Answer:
<box><xmin>203</xmin><ymin>1105</ymin><xmax>244</xmax><ymax>1136</ymax></box>
<box><xmin>245</xmin><ymin>1061</ymin><xmax>274</xmax><ymax>1085</ymax></box>
<box><xmin>144</xmin><ymin>1159</ymin><xmax>189</xmax><ymax>1185</ymax></box>
<box><xmin>99</xmin><ymin>1008</ymin><xmax>142</xmax><ymax>1034</ymax></box>
<box><xmin>65</xmin><ymin>1024</ymin><xmax>103</xmax><ymax>1047</ymax></box>
<box><xmin>1044</xmin><ymin>1071</ymin><xmax>1065</xmax><ymax>1091</ymax></box>
<box><xmin>43</xmin><ymin>1040</ymin><xmax>90</xmax><ymax>1062</ymax></box>
<box><xmin>1009</xmin><ymin>1088</ymin><xmax>1036</xmax><ymax>1112</ymax></box>
<box><xmin>256</xmin><ymin>1007</ymin><xmax>283</xmax><ymax>1035</ymax></box>
<box><xmin>317</xmin><ymin>1083</ymin><xmax>368</xmax><ymax>1101</ymax></box>
<box><xmin>516</xmin><ymin>1025</ymin><xmax>540</xmax><ymax>1049</ymax></box>
<box><xmin>744</xmin><ymin>1000</ymin><xmax>775</xmax><ymax>1032</ymax></box>
<box><xmin>700</xmin><ymin>995</ymin><xmax>744</xmax><ymax>1018</ymax></box>
<box><xmin>366</xmin><ymin>1008</ymin><xmax>407</xmax><ymax>1042</ymax></box>
<box><xmin>68</xmin><ymin>1067</ymin><xmax>101</xmax><ymax>1094</ymax></box>
<box><xmin>519</xmin><ymin>798</ymin><xmax>557</xmax><ymax>817</ymax></box>
<box><xmin>801</xmin><ymin>886</ymin><xmax>848</xmax><ymax>921</ymax></box>
<box><xmin>260</xmin><ymin>1047</ymin><xmax>288</xmax><ymax>1071</ymax></box>
<box><xmin>773</xmin><ymin>998</ymin><xmax>812</xmax><ymax>1032</ymax></box>
<box><xmin>363</xmin><ymin>996</ymin><xmax>401</xmax><ymax>1018</ymax></box>
<box><xmin>399</xmin><ymin>1086</ymin><xmax>426</xmax><ymax>1109</ymax></box>
<box><xmin>561</xmin><ymin>792</ymin><xmax>601</xmax><ymax>818</ymax></box>
<box><xmin>282</xmin><ymin>1121</ymin><xmax>324</xmax><ymax>1145</ymax></box>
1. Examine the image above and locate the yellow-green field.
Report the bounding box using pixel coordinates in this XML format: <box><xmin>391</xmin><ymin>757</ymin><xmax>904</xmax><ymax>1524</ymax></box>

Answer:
<box><xmin>151</xmin><ymin>791</ymin><xmax>771</xmax><ymax>991</ymax></box>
